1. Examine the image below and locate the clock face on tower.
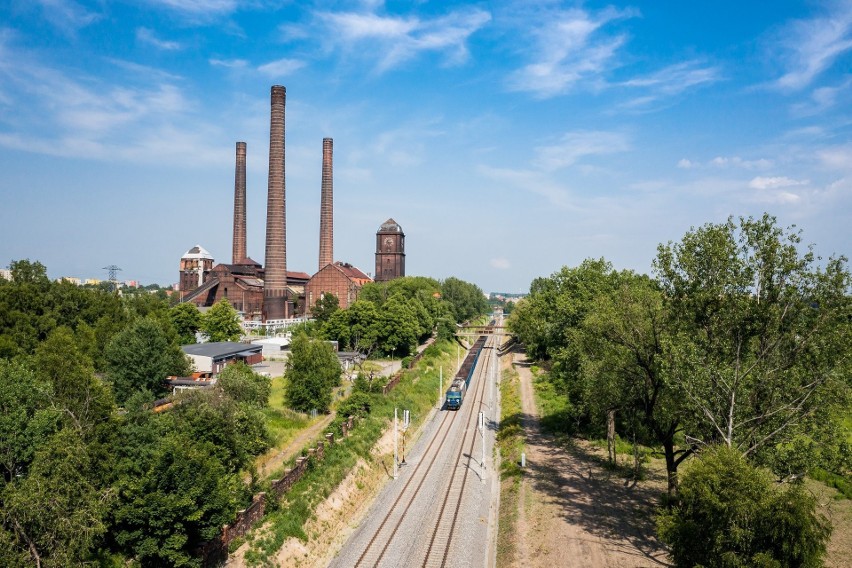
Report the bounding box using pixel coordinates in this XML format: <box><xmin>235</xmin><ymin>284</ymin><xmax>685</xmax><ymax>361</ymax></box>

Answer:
<box><xmin>384</xmin><ymin>237</ymin><xmax>393</xmax><ymax>251</ymax></box>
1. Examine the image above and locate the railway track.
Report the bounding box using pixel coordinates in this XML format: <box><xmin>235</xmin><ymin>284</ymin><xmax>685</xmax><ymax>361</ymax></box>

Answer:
<box><xmin>344</xmin><ymin>333</ymin><xmax>496</xmax><ymax>568</ymax></box>
<box><xmin>421</xmin><ymin>339</ymin><xmax>496</xmax><ymax>567</ymax></box>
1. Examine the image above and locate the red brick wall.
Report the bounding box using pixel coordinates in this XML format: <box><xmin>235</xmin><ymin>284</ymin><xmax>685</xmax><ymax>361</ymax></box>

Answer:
<box><xmin>305</xmin><ymin>265</ymin><xmax>362</xmax><ymax>310</ymax></box>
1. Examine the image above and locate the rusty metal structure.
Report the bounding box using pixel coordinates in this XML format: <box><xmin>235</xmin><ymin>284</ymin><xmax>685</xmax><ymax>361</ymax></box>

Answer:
<box><xmin>319</xmin><ymin>137</ymin><xmax>334</xmax><ymax>271</ymax></box>
<box><xmin>263</xmin><ymin>85</ymin><xmax>288</xmax><ymax>320</ymax></box>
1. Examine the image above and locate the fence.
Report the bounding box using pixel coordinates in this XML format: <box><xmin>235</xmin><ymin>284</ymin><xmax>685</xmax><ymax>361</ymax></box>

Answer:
<box><xmin>381</xmin><ymin>336</ymin><xmax>434</xmax><ymax>395</ymax></box>
<box><xmin>200</xmin><ymin>335</ymin><xmax>436</xmax><ymax>564</ymax></box>
<box><xmin>200</xmin><ymin>427</ymin><xmax>351</xmax><ymax>566</ymax></box>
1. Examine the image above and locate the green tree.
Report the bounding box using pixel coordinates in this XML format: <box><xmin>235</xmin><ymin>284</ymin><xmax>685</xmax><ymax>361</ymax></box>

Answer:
<box><xmin>111</xmin><ymin>433</ymin><xmax>238</xmax><ymax>567</ymax></box>
<box><xmin>1</xmin><ymin>429</ymin><xmax>112</xmax><ymax>567</ymax></box>
<box><xmin>376</xmin><ymin>294</ymin><xmax>419</xmax><ymax>356</ymax></box>
<box><xmin>201</xmin><ymin>299</ymin><xmax>242</xmax><ymax>342</ymax></box>
<box><xmin>34</xmin><ymin>327</ymin><xmax>115</xmax><ymax>441</ymax></box>
<box><xmin>323</xmin><ymin>300</ymin><xmax>381</xmax><ymax>354</ymax></box>
<box><xmin>285</xmin><ymin>334</ymin><xmax>341</xmax><ymax>413</ymax></box>
<box><xmin>311</xmin><ymin>293</ymin><xmax>339</xmax><ymax>324</ymax></box>
<box><xmin>216</xmin><ymin>362</ymin><xmax>272</xmax><ymax>409</ymax></box>
<box><xmin>105</xmin><ymin>317</ymin><xmax>191</xmax><ymax>404</ymax></box>
<box><xmin>170</xmin><ymin>389</ymin><xmax>269</xmax><ymax>472</ymax></box>
<box><xmin>441</xmin><ymin>276</ymin><xmax>488</xmax><ymax>323</ymax></box>
<box><xmin>658</xmin><ymin>445</ymin><xmax>831</xmax><ymax>568</ymax></box>
<box><xmin>170</xmin><ymin>302</ymin><xmax>202</xmax><ymax>345</ymax></box>
<box><xmin>0</xmin><ymin>360</ymin><xmax>57</xmax><ymax>482</ymax></box>
<box><xmin>654</xmin><ymin>215</ymin><xmax>852</xmax><ymax>466</ymax></box>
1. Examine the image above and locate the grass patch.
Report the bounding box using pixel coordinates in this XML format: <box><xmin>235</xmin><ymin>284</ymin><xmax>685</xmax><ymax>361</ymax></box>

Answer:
<box><xmin>811</xmin><ymin>468</ymin><xmax>852</xmax><ymax>500</ymax></box>
<box><xmin>533</xmin><ymin>372</ymin><xmax>573</xmax><ymax>435</ymax></box>
<box><xmin>243</xmin><ymin>339</ymin><xmax>462</xmax><ymax>565</ymax></box>
<box><xmin>259</xmin><ymin>376</ymin><xmax>312</xmax><ymax>448</ymax></box>
<box><xmin>496</xmin><ymin>365</ymin><xmax>524</xmax><ymax>567</ymax></box>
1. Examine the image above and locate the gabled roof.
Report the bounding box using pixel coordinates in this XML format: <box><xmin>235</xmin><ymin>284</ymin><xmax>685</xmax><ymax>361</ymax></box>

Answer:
<box><xmin>334</xmin><ymin>261</ymin><xmax>371</xmax><ymax>281</ymax></box>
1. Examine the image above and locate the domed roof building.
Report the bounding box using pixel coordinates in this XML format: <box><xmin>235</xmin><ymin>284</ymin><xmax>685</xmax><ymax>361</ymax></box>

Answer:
<box><xmin>375</xmin><ymin>218</ymin><xmax>405</xmax><ymax>282</ymax></box>
<box><xmin>179</xmin><ymin>245</ymin><xmax>214</xmax><ymax>293</ymax></box>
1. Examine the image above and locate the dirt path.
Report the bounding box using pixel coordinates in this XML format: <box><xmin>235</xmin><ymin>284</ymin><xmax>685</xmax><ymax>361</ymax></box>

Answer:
<box><xmin>252</xmin><ymin>413</ymin><xmax>336</xmax><ymax>481</ymax></box>
<box><xmin>509</xmin><ymin>351</ymin><xmax>669</xmax><ymax>567</ymax></box>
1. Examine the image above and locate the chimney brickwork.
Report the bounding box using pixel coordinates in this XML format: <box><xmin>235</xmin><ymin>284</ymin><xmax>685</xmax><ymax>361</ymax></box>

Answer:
<box><xmin>263</xmin><ymin>85</ymin><xmax>288</xmax><ymax>320</ymax></box>
<box><xmin>232</xmin><ymin>141</ymin><xmax>247</xmax><ymax>264</ymax></box>
<box><xmin>319</xmin><ymin>138</ymin><xmax>334</xmax><ymax>271</ymax></box>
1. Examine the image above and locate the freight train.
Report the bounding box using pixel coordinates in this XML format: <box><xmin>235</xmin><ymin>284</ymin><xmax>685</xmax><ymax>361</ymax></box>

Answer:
<box><xmin>445</xmin><ymin>334</ymin><xmax>488</xmax><ymax>410</ymax></box>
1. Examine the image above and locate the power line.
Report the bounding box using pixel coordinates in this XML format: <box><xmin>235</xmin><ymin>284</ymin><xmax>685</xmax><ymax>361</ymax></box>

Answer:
<box><xmin>103</xmin><ymin>264</ymin><xmax>122</xmax><ymax>292</ymax></box>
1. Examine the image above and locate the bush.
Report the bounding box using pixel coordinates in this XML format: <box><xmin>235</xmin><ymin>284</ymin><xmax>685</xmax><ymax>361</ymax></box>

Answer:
<box><xmin>657</xmin><ymin>445</ymin><xmax>831</xmax><ymax>568</ymax></box>
<box><xmin>337</xmin><ymin>391</ymin><xmax>374</xmax><ymax>419</ymax></box>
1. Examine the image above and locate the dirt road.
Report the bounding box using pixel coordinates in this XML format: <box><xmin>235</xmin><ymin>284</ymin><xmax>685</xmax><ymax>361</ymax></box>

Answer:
<box><xmin>509</xmin><ymin>351</ymin><xmax>669</xmax><ymax>567</ymax></box>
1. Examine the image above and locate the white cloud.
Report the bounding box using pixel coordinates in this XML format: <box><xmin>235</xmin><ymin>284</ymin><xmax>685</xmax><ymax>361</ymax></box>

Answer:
<box><xmin>317</xmin><ymin>7</ymin><xmax>491</xmax><ymax>72</ymax></box>
<box><xmin>33</xmin><ymin>0</ymin><xmax>99</xmax><ymax>34</ymax></box>
<box><xmin>209</xmin><ymin>58</ymin><xmax>249</xmax><ymax>68</ymax></box>
<box><xmin>748</xmin><ymin>176</ymin><xmax>809</xmax><ymax>190</ymax></box>
<box><xmin>478</xmin><ymin>165</ymin><xmax>579</xmax><ymax>210</ymax></box>
<box><xmin>817</xmin><ymin>144</ymin><xmax>852</xmax><ymax>171</ymax></box>
<box><xmin>507</xmin><ymin>7</ymin><xmax>635</xmax><ymax>98</ymax></box>
<box><xmin>490</xmin><ymin>258</ymin><xmax>511</xmax><ymax>270</ymax></box>
<box><xmin>791</xmin><ymin>78</ymin><xmax>852</xmax><ymax>114</ymax></box>
<box><xmin>678</xmin><ymin>156</ymin><xmax>774</xmax><ymax>170</ymax></box>
<box><xmin>145</xmin><ymin>0</ymin><xmax>238</xmax><ymax>15</ymax></box>
<box><xmin>620</xmin><ymin>60</ymin><xmax>721</xmax><ymax>107</ymax></box>
<box><xmin>772</xmin><ymin>4</ymin><xmax>852</xmax><ymax>90</ymax></box>
<box><xmin>136</xmin><ymin>27</ymin><xmax>181</xmax><ymax>51</ymax></box>
<box><xmin>533</xmin><ymin>130</ymin><xmax>629</xmax><ymax>171</ymax></box>
<box><xmin>257</xmin><ymin>58</ymin><xmax>306</xmax><ymax>77</ymax></box>
<box><xmin>0</xmin><ymin>41</ymin><xmax>231</xmax><ymax>166</ymax></box>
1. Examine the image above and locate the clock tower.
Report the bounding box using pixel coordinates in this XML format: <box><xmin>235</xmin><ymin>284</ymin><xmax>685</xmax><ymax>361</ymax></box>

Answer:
<box><xmin>374</xmin><ymin>218</ymin><xmax>405</xmax><ymax>282</ymax></box>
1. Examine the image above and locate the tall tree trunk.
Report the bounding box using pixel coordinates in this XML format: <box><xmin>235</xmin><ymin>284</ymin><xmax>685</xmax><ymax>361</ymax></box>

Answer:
<box><xmin>606</xmin><ymin>409</ymin><xmax>616</xmax><ymax>464</ymax></box>
<box><xmin>663</xmin><ymin>438</ymin><xmax>679</xmax><ymax>496</ymax></box>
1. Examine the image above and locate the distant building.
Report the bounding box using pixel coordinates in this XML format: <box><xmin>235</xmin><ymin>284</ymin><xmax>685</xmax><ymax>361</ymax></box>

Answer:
<box><xmin>0</xmin><ymin>269</ymin><xmax>10</xmax><ymax>281</ymax></box>
<box><xmin>305</xmin><ymin>261</ymin><xmax>372</xmax><ymax>311</ymax></box>
<box><xmin>179</xmin><ymin>245</ymin><xmax>214</xmax><ymax>297</ymax></box>
<box><xmin>374</xmin><ymin>218</ymin><xmax>405</xmax><ymax>282</ymax></box>
<box><xmin>180</xmin><ymin>256</ymin><xmax>310</xmax><ymax>319</ymax></box>
<box><xmin>60</xmin><ymin>276</ymin><xmax>81</xmax><ymax>285</ymax></box>
<box><xmin>181</xmin><ymin>342</ymin><xmax>263</xmax><ymax>374</ymax></box>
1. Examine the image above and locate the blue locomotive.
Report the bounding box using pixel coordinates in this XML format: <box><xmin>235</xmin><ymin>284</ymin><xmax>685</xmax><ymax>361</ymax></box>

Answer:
<box><xmin>445</xmin><ymin>335</ymin><xmax>488</xmax><ymax>410</ymax></box>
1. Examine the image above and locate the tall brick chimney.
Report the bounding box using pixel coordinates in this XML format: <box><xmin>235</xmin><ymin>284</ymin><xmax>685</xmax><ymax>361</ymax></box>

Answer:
<box><xmin>263</xmin><ymin>85</ymin><xmax>287</xmax><ymax>320</ymax></box>
<box><xmin>232</xmin><ymin>141</ymin><xmax>247</xmax><ymax>264</ymax></box>
<box><xmin>318</xmin><ymin>137</ymin><xmax>333</xmax><ymax>271</ymax></box>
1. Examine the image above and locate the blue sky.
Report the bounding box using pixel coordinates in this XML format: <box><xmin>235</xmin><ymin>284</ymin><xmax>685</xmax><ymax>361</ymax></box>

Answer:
<box><xmin>1</xmin><ymin>0</ymin><xmax>850</xmax><ymax>293</ymax></box>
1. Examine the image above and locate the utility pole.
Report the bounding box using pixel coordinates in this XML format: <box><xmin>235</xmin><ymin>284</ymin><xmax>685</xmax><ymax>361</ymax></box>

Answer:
<box><xmin>479</xmin><ymin>411</ymin><xmax>486</xmax><ymax>482</ymax></box>
<box><xmin>393</xmin><ymin>408</ymin><xmax>398</xmax><ymax>480</ymax></box>
<box><xmin>102</xmin><ymin>264</ymin><xmax>122</xmax><ymax>292</ymax></box>
<box><xmin>401</xmin><ymin>409</ymin><xmax>410</xmax><ymax>465</ymax></box>
<box><xmin>438</xmin><ymin>366</ymin><xmax>443</xmax><ymax>409</ymax></box>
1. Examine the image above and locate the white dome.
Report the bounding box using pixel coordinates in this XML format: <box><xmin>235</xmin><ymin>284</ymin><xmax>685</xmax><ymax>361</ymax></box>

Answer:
<box><xmin>182</xmin><ymin>245</ymin><xmax>213</xmax><ymax>260</ymax></box>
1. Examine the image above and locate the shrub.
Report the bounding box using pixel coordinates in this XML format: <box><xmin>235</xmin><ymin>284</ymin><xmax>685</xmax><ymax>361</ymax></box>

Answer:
<box><xmin>657</xmin><ymin>445</ymin><xmax>831</xmax><ymax>568</ymax></box>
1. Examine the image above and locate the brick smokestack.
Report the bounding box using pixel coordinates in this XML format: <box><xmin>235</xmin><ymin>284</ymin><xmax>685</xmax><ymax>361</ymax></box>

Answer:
<box><xmin>232</xmin><ymin>141</ymin><xmax>247</xmax><ymax>264</ymax></box>
<box><xmin>263</xmin><ymin>85</ymin><xmax>287</xmax><ymax>320</ymax></box>
<box><xmin>318</xmin><ymin>137</ymin><xmax>333</xmax><ymax>271</ymax></box>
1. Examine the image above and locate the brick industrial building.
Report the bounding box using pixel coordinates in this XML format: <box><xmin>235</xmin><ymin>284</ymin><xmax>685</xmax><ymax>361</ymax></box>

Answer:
<box><xmin>178</xmin><ymin>85</ymin><xmax>412</xmax><ymax>321</ymax></box>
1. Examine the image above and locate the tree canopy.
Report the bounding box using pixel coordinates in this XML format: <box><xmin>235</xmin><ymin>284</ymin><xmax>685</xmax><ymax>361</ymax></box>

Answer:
<box><xmin>508</xmin><ymin>215</ymin><xmax>851</xmax><ymax>495</ymax></box>
<box><xmin>105</xmin><ymin>317</ymin><xmax>191</xmax><ymax>404</ymax></box>
<box><xmin>284</xmin><ymin>334</ymin><xmax>341</xmax><ymax>413</ymax></box>
<box><xmin>200</xmin><ymin>299</ymin><xmax>242</xmax><ymax>342</ymax></box>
